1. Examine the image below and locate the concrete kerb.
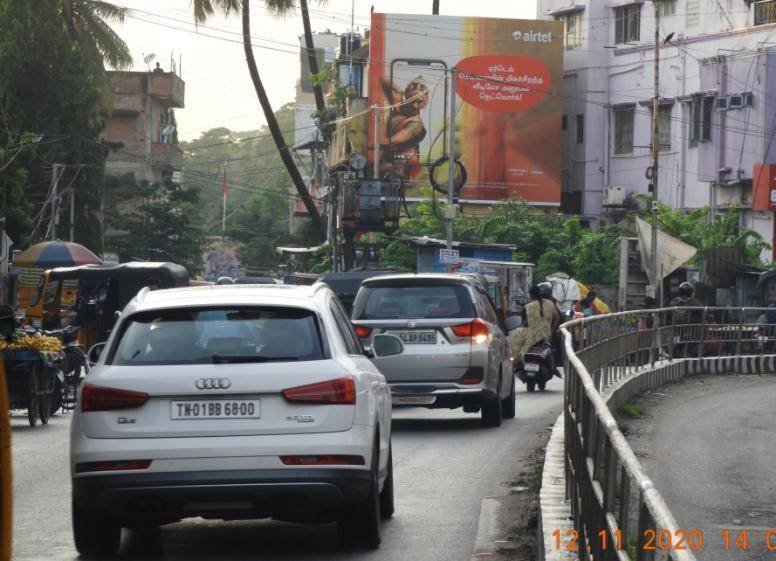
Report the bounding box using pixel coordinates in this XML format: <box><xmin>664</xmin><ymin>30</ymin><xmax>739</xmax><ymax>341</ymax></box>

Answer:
<box><xmin>537</xmin><ymin>354</ymin><xmax>776</xmax><ymax>561</ymax></box>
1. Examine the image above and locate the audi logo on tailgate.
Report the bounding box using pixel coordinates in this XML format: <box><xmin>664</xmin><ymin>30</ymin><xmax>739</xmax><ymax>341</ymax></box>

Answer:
<box><xmin>195</xmin><ymin>377</ymin><xmax>232</xmax><ymax>390</ymax></box>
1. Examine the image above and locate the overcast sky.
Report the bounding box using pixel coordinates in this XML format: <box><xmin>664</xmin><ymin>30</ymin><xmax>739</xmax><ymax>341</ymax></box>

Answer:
<box><xmin>114</xmin><ymin>1</ymin><xmax>537</xmax><ymax>140</ymax></box>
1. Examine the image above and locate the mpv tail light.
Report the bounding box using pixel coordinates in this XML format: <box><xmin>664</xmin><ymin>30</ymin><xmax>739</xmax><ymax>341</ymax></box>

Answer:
<box><xmin>353</xmin><ymin>325</ymin><xmax>373</xmax><ymax>338</ymax></box>
<box><xmin>459</xmin><ymin>367</ymin><xmax>484</xmax><ymax>384</ymax></box>
<box><xmin>451</xmin><ymin>319</ymin><xmax>489</xmax><ymax>344</ymax></box>
<box><xmin>282</xmin><ymin>377</ymin><xmax>356</xmax><ymax>405</ymax></box>
<box><xmin>81</xmin><ymin>383</ymin><xmax>149</xmax><ymax>412</ymax></box>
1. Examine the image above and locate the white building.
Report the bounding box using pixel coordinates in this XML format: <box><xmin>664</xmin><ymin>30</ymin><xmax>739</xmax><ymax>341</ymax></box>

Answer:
<box><xmin>537</xmin><ymin>0</ymin><xmax>776</xmax><ymax>259</ymax></box>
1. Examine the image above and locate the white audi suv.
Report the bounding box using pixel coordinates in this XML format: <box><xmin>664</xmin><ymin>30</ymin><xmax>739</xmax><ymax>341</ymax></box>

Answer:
<box><xmin>70</xmin><ymin>283</ymin><xmax>401</xmax><ymax>556</ymax></box>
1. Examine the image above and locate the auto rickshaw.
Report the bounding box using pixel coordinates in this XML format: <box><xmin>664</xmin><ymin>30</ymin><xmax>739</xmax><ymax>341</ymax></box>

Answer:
<box><xmin>25</xmin><ymin>262</ymin><xmax>189</xmax><ymax>350</ymax></box>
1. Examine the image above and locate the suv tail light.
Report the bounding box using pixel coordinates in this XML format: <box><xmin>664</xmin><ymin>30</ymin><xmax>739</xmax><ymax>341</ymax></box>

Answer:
<box><xmin>451</xmin><ymin>319</ymin><xmax>489</xmax><ymax>344</ymax></box>
<box><xmin>81</xmin><ymin>383</ymin><xmax>149</xmax><ymax>412</ymax></box>
<box><xmin>280</xmin><ymin>455</ymin><xmax>364</xmax><ymax>466</ymax></box>
<box><xmin>353</xmin><ymin>325</ymin><xmax>373</xmax><ymax>338</ymax></box>
<box><xmin>75</xmin><ymin>459</ymin><xmax>152</xmax><ymax>473</ymax></box>
<box><xmin>282</xmin><ymin>377</ymin><xmax>356</xmax><ymax>404</ymax></box>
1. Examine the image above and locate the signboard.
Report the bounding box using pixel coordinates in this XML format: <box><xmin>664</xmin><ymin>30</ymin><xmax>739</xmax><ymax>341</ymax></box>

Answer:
<box><xmin>439</xmin><ymin>248</ymin><xmax>460</xmax><ymax>264</ymax></box>
<box><xmin>368</xmin><ymin>14</ymin><xmax>563</xmax><ymax>205</ymax></box>
<box><xmin>752</xmin><ymin>164</ymin><xmax>776</xmax><ymax>211</ymax></box>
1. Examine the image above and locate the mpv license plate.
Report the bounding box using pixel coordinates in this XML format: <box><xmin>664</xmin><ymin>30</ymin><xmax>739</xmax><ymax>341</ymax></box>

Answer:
<box><xmin>392</xmin><ymin>395</ymin><xmax>437</xmax><ymax>405</ymax></box>
<box><xmin>171</xmin><ymin>399</ymin><xmax>260</xmax><ymax>420</ymax></box>
<box><xmin>396</xmin><ymin>331</ymin><xmax>437</xmax><ymax>344</ymax></box>
<box><xmin>524</xmin><ymin>363</ymin><xmax>541</xmax><ymax>373</ymax></box>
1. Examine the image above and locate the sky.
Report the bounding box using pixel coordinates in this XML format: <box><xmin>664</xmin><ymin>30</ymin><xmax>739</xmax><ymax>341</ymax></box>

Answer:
<box><xmin>113</xmin><ymin>0</ymin><xmax>537</xmax><ymax>140</ymax></box>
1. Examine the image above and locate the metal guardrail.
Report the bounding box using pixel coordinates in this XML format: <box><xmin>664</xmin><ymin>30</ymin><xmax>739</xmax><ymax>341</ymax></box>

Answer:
<box><xmin>560</xmin><ymin>307</ymin><xmax>776</xmax><ymax>561</ymax></box>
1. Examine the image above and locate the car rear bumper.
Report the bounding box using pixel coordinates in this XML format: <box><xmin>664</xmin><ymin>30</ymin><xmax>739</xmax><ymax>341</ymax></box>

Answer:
<box><xmin>72</xmin><ymin>467</ymin><xmax>372</xmax><ymax>523</ymax></box>
<box><xmin>389</xmin><ymin>382</ymin><xmax>496</xmax><ymax>407</ymax></box>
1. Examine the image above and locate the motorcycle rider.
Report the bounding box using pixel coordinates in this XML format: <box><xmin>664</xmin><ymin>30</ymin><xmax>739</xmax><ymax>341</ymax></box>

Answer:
<box><xmin>508</xmin><ymin>284</ymin><xmax>560</xmax><ymax>367</ymax></box>
<box><xmin>669</xmin><ymin>282</ymin><xmax>703</xmax><ymax>357</ymax></box>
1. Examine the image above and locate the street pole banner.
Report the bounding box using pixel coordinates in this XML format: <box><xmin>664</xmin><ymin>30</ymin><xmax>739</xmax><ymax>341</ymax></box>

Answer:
<box><xmin>368</xmin><ymin>13</ymin><xmax>563</xmax><ymax>205</ymax></box>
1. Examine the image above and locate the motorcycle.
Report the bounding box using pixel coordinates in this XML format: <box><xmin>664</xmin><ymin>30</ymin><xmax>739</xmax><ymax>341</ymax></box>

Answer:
<box><xmin>515</xmin><ymin>340</ymin><xmax>558</xmax><ymax>392</ymax></box>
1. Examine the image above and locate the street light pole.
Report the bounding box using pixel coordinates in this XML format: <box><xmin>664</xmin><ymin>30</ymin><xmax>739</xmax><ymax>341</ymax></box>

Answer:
<box><xmin>650</xmin><ymin>0</ymin><xmax>661</xmax><ymax>302</ymax></box>
<box><xmin>49</xmin><ymin>163</ymin><xmax>62</xmax><ymax>241</ymax></box>
<box><xmin>446</xmin><ymin>68</ymin><xmax>456</xmax><ymax>254</ymax></box>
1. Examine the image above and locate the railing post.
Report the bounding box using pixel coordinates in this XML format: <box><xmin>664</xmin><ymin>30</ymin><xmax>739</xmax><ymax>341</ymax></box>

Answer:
<box><xmin>636</xmin><ymin>499</ymin><xmax>655</xmax><ymax>561</ymax></box>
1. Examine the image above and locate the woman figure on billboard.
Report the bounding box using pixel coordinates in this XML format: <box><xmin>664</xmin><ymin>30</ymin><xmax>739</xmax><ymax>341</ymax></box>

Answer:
<box><xmin>379</xmin><ymin>75</ymin><xmax>429</xmax><ymax>180</ymax></box>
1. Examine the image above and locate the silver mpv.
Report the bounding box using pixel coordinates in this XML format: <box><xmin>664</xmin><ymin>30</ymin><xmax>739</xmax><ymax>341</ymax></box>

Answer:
<box><xmin>351</xmin><ymin>274</ymin><xmax>514</xmax><ymax>427</ymax></box>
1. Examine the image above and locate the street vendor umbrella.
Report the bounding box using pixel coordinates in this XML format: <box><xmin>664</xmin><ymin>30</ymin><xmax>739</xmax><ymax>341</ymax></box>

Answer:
<box><xmin>12</xmin><ymin>241</ymin><xmax>102</xmax><ymax>269</ymax></box>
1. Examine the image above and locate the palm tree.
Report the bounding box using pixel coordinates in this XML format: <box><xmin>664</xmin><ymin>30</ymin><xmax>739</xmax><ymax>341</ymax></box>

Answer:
<box><xmin>192</xmin><ymin>0</ymin><xmax>325</xmax><ymax>240</ymax></box>
<box><xmin>60</xmin><ymin>0</ymin><xmax>133</xmax><ymax>69</ymax></box>
<box><xmin>432</xmin><ymin>0</ymin><xmax>440</xmax><ymax>14</ymax></box>
<box><xmin>299</xmin><ymin>0</ymin><xmax>325</xmax><ymax>114</ymax></box>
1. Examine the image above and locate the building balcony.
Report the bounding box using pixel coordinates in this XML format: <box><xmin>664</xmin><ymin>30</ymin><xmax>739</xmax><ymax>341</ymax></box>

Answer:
<box><xmin>149</xmin><ymin>73</ymin><xmax>185</xmax><ymax>108</ymax></box>
<box><xmin>755</xmin><ymin>0</ymin><xmax>776</xmax><ymax>25</ymax></box>
<box><xmin>151</xmin><ymin>143</ymin><xmax>183</xmax><ymax>170</ymax></box>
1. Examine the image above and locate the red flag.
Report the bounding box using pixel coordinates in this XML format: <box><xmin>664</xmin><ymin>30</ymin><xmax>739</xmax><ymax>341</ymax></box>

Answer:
<box><xmin>220</xmin><ymin>167</ymin><xmax>228</xmax><ymax>197</ymax></box>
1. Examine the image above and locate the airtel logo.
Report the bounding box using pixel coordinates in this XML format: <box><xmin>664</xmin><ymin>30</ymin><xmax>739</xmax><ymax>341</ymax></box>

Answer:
<box><xmin>513</xmin><ymin>30</ymin><xmax>554</xmax><ymax>43</ymax></box>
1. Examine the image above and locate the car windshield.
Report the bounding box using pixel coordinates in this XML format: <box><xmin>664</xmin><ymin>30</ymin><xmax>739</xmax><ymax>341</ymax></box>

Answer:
<box><xmin>110</xmin><ymin>306</ymin><xmax>325</xmax><ymax>365</ymax></box>
<box><xmin>353</xmin><ymin>284</ymin><xmax>475</xmax><ymax>320</ymax></box>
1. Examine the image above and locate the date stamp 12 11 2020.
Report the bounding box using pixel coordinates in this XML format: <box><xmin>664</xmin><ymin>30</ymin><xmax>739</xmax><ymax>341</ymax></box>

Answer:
<box><xmin>552</xmin><ymin>528</ymin><xmax>776</xmax><ymax>553</ymax></box>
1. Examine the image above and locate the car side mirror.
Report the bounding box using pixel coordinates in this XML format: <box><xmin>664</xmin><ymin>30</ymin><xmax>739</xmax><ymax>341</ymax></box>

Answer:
<box><xmin>86</xmin><ymin>342</ymin><xmax>107</xmax><ymax>367</ymax></box>
<box><xmin>504</xmin><ymin>315</ymin><xmax>522</xmax><ymax>332</ymax></box>
<box><xmin>371</xmin><ymin>334</ymin><xmax>404</xmax><ymax>358</ymax></box>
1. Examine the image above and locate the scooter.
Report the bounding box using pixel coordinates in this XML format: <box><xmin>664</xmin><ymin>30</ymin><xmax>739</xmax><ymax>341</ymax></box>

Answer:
<box><xmin>515</xmin><ymin>340</ymin><xmax>557</xmax><ymax>392</ymax></box>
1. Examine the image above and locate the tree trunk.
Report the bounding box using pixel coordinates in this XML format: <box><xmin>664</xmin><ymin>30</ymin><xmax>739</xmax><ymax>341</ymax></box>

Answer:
<box><xmin>432</xmin><ymin>0</ymin><xmax>439</xmax><ymax>14</ymax></box>
<box><xmin>300</xmin><ymin>0</ymin><xmax>325</xmax><ymax>113</ymax></box>
<box><xmin>240</xmin><ymin>0</ymin><xmax>325</xmax><ymax>240</ymax></box>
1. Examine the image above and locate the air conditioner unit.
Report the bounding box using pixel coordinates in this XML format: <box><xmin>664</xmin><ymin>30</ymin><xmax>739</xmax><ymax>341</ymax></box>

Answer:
<box><xmin>743</xmin><ymin>92</ymin><xmax>754</xmax><ymax>107</ymax></box>
<box><xmin>716</xmin><ymin>96</ymin><xmax>730</xmax><ymax>110</ymax></box>
<box><xmin>603</xmin><ymin>186</ymin><xmax>626</xmax><ymax>207</ymax></box>
<box><xmin>729</xmin><ymin>94</ymin><xmax>743</xmax><ymax>109</ymax></box>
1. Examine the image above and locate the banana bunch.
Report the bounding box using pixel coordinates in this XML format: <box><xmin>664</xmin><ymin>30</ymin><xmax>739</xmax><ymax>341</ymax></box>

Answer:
<box><xmin>0</xmin><ymin>334</ymin><xmax>63</xmax><ymax>353</ymax></box>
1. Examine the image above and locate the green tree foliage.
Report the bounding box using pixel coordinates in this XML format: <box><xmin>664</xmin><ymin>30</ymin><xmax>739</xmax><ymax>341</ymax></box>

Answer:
<box><xmin>0</xmin><ymin>0</ymin><xmax>115</xmax><ymax>251</ymax></box>
<box><xmin>636</xmin><ymin>196</ymin><xmax>769</xmax><ymax>267</ymax></box>
<box><xmin>104</xmin><ymin>176</ymin><xmax>205</xmax><ymax>274</ymax></box>
<box><xmin>180</xmin><ymin>108</ymin><xmax>319</xmax><ymax>272</ymax></box>
<box><xmin>380</xmin><ymin>198</ymin><xmax>623</xmax><ymax>284</ymax></box>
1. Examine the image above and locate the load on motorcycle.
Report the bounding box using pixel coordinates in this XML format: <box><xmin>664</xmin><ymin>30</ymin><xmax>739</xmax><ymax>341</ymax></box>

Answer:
<box><xmin>507</xmin><ymin>283</ymin><xmax>562</xmax><ymax>392</ymax></box>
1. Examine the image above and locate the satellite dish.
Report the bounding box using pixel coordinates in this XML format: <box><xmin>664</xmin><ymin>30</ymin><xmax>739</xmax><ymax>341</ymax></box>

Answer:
<box><xmin>143</xmin><ymin>53</ymin><xmax>157</xmax><ymax>64</ymax></box>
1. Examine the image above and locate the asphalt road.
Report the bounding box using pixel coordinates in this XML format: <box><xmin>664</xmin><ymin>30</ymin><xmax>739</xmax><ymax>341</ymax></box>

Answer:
<box><xmin>10</xmin><ymin>378</ymin><xmax>562</xmax><ymax>561</ymax></box>
<box><xmin>628</xmin><ymin>374</ymin><xmax>776</xmax><ymax>561</ymax></box>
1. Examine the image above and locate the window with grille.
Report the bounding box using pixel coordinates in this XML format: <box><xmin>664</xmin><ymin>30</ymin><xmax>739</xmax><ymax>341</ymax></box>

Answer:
<box><xmin>614</xmin><ymin>106</ymin><xmax>635</xmax><ymax>154</ymax></box>
<box><xmin>690</xmin><ymin>96</ymin><xmax>713</xmax><ymax>144</ymax></box>
<box><xmin>658</xmin><ymin>0</ymin><xmax>677</xmax><ymax>17</ymax></box>
<box><xmin>754</xmin><ymin>0</ymin><xmax>776</xmax><ymax>25</ymax></box>
<box><xmin>614</xmin><ymin>5</ymin><xmax>641</xmax><ymax>44</ymax></box>
<box><xmin>653</xmin><ymin>105</ymin><xmax>672</xmax><ymax>151</ymax></box>
<box><xmin>556</xmin><ymin>11</ymin><xmax>583</xmax><ymax>50</ymax></box>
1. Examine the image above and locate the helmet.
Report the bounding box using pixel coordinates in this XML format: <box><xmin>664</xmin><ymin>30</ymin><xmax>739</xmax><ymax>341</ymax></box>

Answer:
<box><xmin>537</xmin><ymin>281</ymin><xmax>553</xmax><ymax>299</ymax></box>
<box><xmin>216</xmin><ymin>276</ymin><xmax>235</xmax><ymax>285</ymax></box>
<box><xmin>678</xmin><ymin>282</ymin><xmax>694</xmax><ymax>298</ymax></box>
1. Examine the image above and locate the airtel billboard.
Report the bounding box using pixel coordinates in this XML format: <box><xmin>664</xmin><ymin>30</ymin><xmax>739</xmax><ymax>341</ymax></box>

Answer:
<box><xmin>368</xmin><ymin>13</ymin><xmax>563</xmax><ymax>205</ymax></box>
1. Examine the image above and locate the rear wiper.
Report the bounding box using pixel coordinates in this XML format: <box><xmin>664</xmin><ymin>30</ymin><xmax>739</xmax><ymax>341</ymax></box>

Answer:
<box><xmin>211</xmin><ymin>354</ymin><xmax>300</xmax><ymax>364</ymax></box>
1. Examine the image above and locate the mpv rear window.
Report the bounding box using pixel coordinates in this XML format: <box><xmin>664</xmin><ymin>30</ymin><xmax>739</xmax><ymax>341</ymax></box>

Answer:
<box><xmin>353</xmin><ymin>285</ymin><xmax>475</xmax><ymax>320</ymax></box>
<box><xmin>109</xmin><ymin>307</ymin><xmax>325</xmax><ymax>365</ymax></box>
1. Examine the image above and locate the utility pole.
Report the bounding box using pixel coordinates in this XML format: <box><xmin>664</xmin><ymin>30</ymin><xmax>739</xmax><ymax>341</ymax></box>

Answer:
<box><xmin>70</xmin><ymin>189</ymin><xmax>75</xmax><ymax>242</ymax></box>
<box><xmin>446</xmin><ymin>68</ymin><xmax>457</xmax><ymax>254</ymax></box>
<box><xmin>373</xmin><ymin>104</ymin><xmax>380</xmax><ymax>179</ymax></box>
<box><xmin>650</xmin><ymin>0</ymin><xmax>660</xmax><ymax>302</ymax></box>
<box><xmin>49</xmin><ymin>163</ymin><xmax>62</xmax><ymax>241</ymax></box>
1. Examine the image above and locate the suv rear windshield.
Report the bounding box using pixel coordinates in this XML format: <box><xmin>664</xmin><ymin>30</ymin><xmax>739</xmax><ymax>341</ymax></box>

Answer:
<box><xmin>110</xmin><ymin>306</ymin><xmax>325</xmax><ymax>365</ymax></box>
<box><xmin>353</xmin><ymin>285</ymin><xmax>475</xmax><ymax>320</ymax></box>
